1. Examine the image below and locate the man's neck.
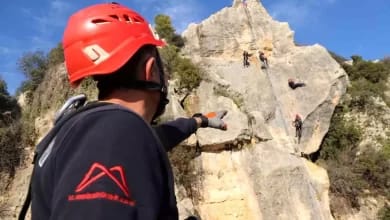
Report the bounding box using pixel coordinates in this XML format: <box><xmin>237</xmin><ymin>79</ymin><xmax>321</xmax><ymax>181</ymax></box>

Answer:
<box><xmin>101</xmin><ymin>90</ymin><xmax>152</xmax><ymax>122</ymax></box>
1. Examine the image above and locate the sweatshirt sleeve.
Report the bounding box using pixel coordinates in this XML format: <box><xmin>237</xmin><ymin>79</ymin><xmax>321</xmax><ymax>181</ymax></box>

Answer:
<box><xmin>153</xmin><ymin>118</ymin><xmax>198</xmax><ymax>151</ymax></box>
<box><xmin>49</xmin><ymin>110</ymin><xmax>169</xmax><ymax>220</ymax></box>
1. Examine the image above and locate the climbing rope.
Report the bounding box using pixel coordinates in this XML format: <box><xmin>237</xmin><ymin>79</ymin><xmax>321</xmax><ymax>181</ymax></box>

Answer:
<box><xmin>261</xmin><ymin>65</ymin><xmax>291</xmax><ymax>137</ymax></box>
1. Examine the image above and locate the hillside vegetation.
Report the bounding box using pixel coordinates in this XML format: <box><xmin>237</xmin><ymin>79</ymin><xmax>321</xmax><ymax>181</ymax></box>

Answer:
<box><xmin>318</xmin><ymin>54</ymin><xmax>390</xmax><ymax>218</ymax></box>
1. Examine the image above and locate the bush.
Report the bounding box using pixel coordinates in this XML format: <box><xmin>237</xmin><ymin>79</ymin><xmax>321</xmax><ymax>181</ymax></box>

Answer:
<box><xmin>320</xmin><ymin>105</ymin><xmax>362</xmax><ymax>161</ymax></box>
<box><xmin>378</xmin><ymin>205</ymin><xmax>390</xmax><ymax>220</ymax></box>
<box><xmin>328</xmin><ymin>50</ymin><xmax>347</xmax><ymax>65</ymax></box>
<box><xmin>47</xmin><ymin>43</ymin><xmax>64</xmax><ymax>67</ymax></box>
<box><xmin>347</xmin><ymin>78</ymin><xmax>384</xmax><ymax>110</ymax></box>
<box><xmin>154</xmin><ymin>14</ymin><xmax>185</xmax><ymax>48</ymax></box>
<box><xmin>174</xmin><ymin>57</ymin><xmax>202</xmax><ymax>91</ymax></box>
<box><xmin>17</xmin><ymin>51</ymin><xmax>48</xmax><ymax>94</ymax></box>
<box><xmin>354</xmin><ymin>148</ymin><xmax>390</xmax><ymax>198</ymax></box>
<box><xmin>341</xmin><ymin>56</ymin><xmax>390</xmax><ymax>110</ymax></box>
<box><xmin>319</xmin><ymin>55</ymin><xmax>390</xmax><ymax>214</ymax></box>
<box><xmin>155</xmin><ymin>21</ymin><xmax>202</xmax><ymax>91</ymax></box>
<box><xmin>0</xmin><ymin>122</ymin><xmax>23</xmax><ymax>176</ymax></box>
<box><xmin>159</xmin><ymin>45</ymin><xmax>180</xmax><ymax>77</ymax></box>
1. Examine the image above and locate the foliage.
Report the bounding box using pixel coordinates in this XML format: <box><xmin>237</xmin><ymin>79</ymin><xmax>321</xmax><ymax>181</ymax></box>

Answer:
<box><xmin>47</xmin><ymin>43</ymin><xmax>64</xmax><ymax>67</ymax></box>
<box><xmin>0</xmin><ymin>78</ymin><xmax>24</xmax><ymax>176</ymax></box>
<box><xmin>159</xmin><ymin>45</ymin><xmax>180</xmax><ymax>77</ymax></box>
<box><xmin>378</xmin><ymin>205</ymin><xmax>390</xmax><ymax>220</ymax></box>
<box><xmin>354</xmin><ymin>148</ymin><xmax>390</xmax><ymax>198</ymax></box>
<box><xmin>18</xmin><ymin>51</ymin><xmax>48</xmax><ymax>90</ymax></box>
<box><xmin>341</xmin><ymin>56</ymin><xmax>390</xmax><ymax>110</ymax></box>
<box><xmin>154</xmin><ymin>14</ymin><xmax>184</xmax><ymax>48</ymax></box>
<box><xmin>328</xmin><ymin>50</ymin><xmax>347</xmax><ymax>65</ymax></box>
<box><xmin>347</xmin><ymin>79</ymin><xmax>384</xmax><ymax>110</ymax></box>
<box><xmin>318</xmin><ymin>54</ymin><xmax>390</xmax><ymax>213</ymax></box>
<box><xmin>17</xmin><ymin>42</ymin><xmax>65</xmax><ymax>98</ymax></box>
<box><xmin>174</xmin><ymin>57</ymin><xmax>202</xmax><ymax>91</ymax></box>
<box><xmin>0</xmin><ymin>78</ymin><xmax>21</xmax><ymax>122</ymax></box>
<box><xmin>319</xmin><ymin>105</ymin><xmax>362</xmax><ymax>161</ymax></box>
<box><xmin>155</xmin><ymin>14</ymin><xmax>202</xmax><ymax>91</ymax></box>
<box><xmin>0</xmin><ymin>122</ymin><xmax>23</xmax><ymax>176</ymax></box>
<box><xmin>0</xmin><ymin>76</ymin><xmax>8</xmax><ymax>95</ymax></box>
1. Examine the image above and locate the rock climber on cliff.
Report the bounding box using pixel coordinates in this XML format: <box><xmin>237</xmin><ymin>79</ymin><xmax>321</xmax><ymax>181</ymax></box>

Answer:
<box><xmin>19</xmin><ymin>2</ymin><xmax>228</xmax><ymax>220</ymax></box>
<box><xmin>259</xmin><ymin>51</ymin><xmax>269</xmax><ymax>69</ymax></box>
<box><xmin>293</xmin><ymin>114</ymin><xmax>303</xmax><ymax>142</ymax></box>
<box><xmin>288</xmin><ymin>78</ymin><xmax>306</xmax><ymax>90</ymax></box>
<box><xmin>243</xmin><ymin>50</ymin><xmax>250</xmax><ymax>67</ymax></box>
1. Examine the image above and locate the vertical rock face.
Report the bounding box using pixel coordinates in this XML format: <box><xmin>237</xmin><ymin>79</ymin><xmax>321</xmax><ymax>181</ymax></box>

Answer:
<box><xmin>169</xmin><ymin>0</ymin><xmax>347</xmax><ymax>219</ymax></box>
<box><xmin>1</xmin><ymin>1</ymin><xmax>348</xmax><ymax>220</ymax></box>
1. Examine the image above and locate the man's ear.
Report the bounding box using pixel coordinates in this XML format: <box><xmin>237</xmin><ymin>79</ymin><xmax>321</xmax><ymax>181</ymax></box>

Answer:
<box><xmin>145</xmin><ymin>57</ymin><xmax>156</xmax><ymax>81</ymax></box>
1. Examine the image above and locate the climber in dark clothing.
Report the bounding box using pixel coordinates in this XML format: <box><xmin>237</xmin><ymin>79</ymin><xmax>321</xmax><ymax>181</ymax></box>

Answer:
<box><xmin>22</xmin><ymin>3</ymin><xmax>228</xmax><ymax>220</ymax></box>
<box><xmin>293</xmin><ymin>114</ymin><xmax>303</xmax><ymax>139</ymax></box>
<box><xmin>259</xmin><ymin>51</ymin><xmax>268</xmax><ymax>69</ymax></box>
<box><xmin>288</xmin><ymin>78</ymin><xmax>306</xmax><ymax>90</ymax></box>
<box><xmin>243</xmin><ymin>50</ymin><xmax>249</xmax><ymax>67</ymax></box>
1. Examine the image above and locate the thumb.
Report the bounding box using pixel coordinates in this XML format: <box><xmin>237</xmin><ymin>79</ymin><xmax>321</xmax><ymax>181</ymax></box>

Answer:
<box><xmin>206</xmin><ymin>110</ymin><xmax>228</xmax><ymax>119</ymax></box>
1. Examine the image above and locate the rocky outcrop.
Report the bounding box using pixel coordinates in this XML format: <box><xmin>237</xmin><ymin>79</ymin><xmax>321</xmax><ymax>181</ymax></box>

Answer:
<box><xmin>1</xmin><ymin>0</ymin><xmax>348</xmax><ymax>219</ymax></box>
<box><xmin>167</xmin><ymin>0</ymin><xmax>347</xmax><ymax>219</ymax></box>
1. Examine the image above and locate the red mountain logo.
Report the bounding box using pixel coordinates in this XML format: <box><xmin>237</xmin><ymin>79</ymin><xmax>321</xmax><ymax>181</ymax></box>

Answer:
<box><xmin>68</xmin><ymin>162</ymin><xmax>135</xmax><ymax>206</ymax></box>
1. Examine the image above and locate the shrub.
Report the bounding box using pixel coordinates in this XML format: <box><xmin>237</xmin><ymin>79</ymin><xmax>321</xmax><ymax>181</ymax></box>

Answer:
<box><xmin>378</xmin><ymin>205</ymin><xmax>390</xmax><ymax>220</ymax></box>
<box><xmin>354</xmin><ymin>148</ymin><xmax>390</xmax><ymax>198</ymax></box>
<box><xmin>154</xmin><ymin>14</ymin><xmax>185</xmax><ymax>48</ymax></box>
<box><xmin>0</xmin><ymin>122</ymin><xmax>23</xmax><ymax>176</ymax></box>
<box><xmin>347</xmin><ymin>78</ymin><xmax>384</xmax><ymax>110</ymax></box>
<box><xmin>328</xmin><ymin>50</ymin><xmax>347</xmax><ymax>65</ymax></box>
<box><xmin>174</xmin><ymin>57</ymin><xmax>202</xmax><ymax>91</ymax></box>
<box><xmin>17</xmin><ymin>51</ymin><xmax>48</xmax><ymax>94</ymax></box>
<box><xmin>159</xmin><ymin>45</ymin><xmax>180</xmax><ymax>77</ymax></box>
<box><xmin>47</xmin><ymin>43</ymin><xmax>64</xmax><ymax>67</ymax></box>
<box><xmin>319</xmin><ymin>105</ymin><xmax>362</xmax><ymax>161</ymax></box>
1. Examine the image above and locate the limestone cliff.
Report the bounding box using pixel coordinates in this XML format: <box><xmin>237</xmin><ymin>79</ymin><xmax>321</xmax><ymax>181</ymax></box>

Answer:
<box><xmin>1</xmin><ymin>0</ymin><xmax>349</xmax><ymax>219</ymax></box>
<box><xmin>167</xmin><ymin>0</ymin><xmax>347</xmax><ymax>219</ymax></box>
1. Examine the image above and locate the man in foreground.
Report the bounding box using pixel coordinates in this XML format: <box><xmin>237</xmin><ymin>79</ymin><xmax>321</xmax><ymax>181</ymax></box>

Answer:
<box><xmin>27</xmin><ymin>3</ymin><xmax>227</xmax><ymax>220</ymax></box>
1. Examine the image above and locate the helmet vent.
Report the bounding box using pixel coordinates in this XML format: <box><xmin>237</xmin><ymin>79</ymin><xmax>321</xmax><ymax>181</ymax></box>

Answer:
<box><xmin>123</xmin><ymin>14</ymin><xmax>131</xmax><ymax>23</ymax></box>
<box><xmin>109</xmin><ymin>14</ymin><xmax>120</xmax><ymax>20</ymax></box>
<box><xmin>132</xmin><ymin>15</ymin><xmax>144</xmax><ymax>23</ymax></box>
<box><xmin>92</xmin><ymin>19</ymin><xmax>110</xmax><ymax>24</ymax></box>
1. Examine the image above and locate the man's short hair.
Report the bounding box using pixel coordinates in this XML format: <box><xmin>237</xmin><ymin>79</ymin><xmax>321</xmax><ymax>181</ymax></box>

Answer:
<box><xmin>94</xmin><ymin>45</ymin><xmax>157</xmax><ymax>99</ymax></box>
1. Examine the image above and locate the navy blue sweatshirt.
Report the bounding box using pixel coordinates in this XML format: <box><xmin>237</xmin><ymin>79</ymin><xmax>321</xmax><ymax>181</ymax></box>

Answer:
<box><xmin>31</xmin><ymin>104</ymin><xmax>197</xmax><ymax>220</ymax></box>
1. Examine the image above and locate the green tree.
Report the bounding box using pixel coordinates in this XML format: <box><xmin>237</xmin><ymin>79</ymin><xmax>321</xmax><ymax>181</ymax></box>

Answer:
<box><xmin>159</xmin><ymin>45</ymin><xmax>179</xmax><ymax>76</ymax></box>
<box><xmin>174</xmin><ymin>57</ymin><xmax>202</xmax><ymax>91</ymax></box>
<box><xmin>320</xmin><ymin>105</ymin><xmax>362</xmax><ymax>161</ymax></box>
<box><xmin>18</xmin><ymin>51</ymin><xmax>48</xmax><ymax>91</ymax></box>
<box><xmin>0</xmin><ymin>77</ymin><xmax>20</xmax><ymax>120</ymax></box>
<box><xmin>328</xmin><ymin>50</ymin><xmax>347</xmax><ymax>65</ymax></box>
<box><xmin>0</xmin><ymin>76</ymin><xmax>8</xmax><ymax>95</ymax></box>
<box><xmin>351</xmin><ymin>55</ymin><xmax>363</xmax><ymax>65</ymax></box>
<box><xmin>47</xmin><ymin>43</ymin><xmax>64</xmax><ymax>67</ymax></box>
<box><xmin>154</xmin><ymin>14</ymin><xmax>184</xmax><ymax>48</ymax></box>
<box><xmin>155</xmin><ymin>14</ymin><xmax>175</xmax><ymax>42</ymax></box>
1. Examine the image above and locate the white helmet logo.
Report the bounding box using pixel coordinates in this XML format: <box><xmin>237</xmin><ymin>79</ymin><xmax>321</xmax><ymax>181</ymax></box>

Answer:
<box><xmin>83</xmin><ymin>44</ymin><xmax>109</xmax><ymax>64</ymax></box>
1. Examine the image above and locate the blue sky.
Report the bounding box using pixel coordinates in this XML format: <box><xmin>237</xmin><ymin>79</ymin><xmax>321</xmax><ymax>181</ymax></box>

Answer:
<box><xmin>1</xmin><ymin>0</ymin><xmax>389</xmax><ymax>95</ymax></box>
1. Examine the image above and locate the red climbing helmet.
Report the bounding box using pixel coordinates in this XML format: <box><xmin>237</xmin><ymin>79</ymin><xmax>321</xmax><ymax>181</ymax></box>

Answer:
<box><xmin>295</xmin><ymin>114</ymin><xmax>301</xmax><ymax>119</ymax></box>
<box><xmin>63</xmin><ymin>2</ymin><xmax>165</xmax><ymax>86</ymax></box>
